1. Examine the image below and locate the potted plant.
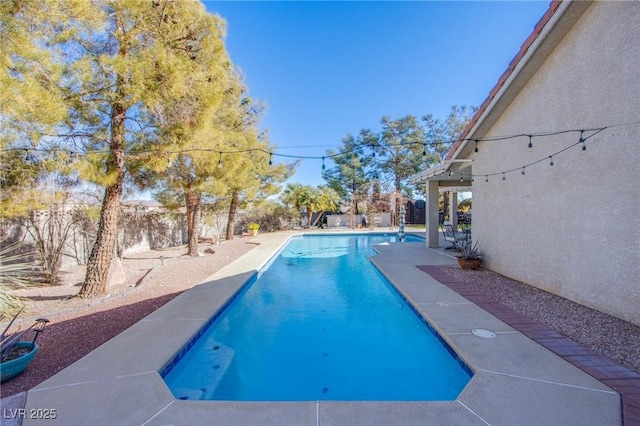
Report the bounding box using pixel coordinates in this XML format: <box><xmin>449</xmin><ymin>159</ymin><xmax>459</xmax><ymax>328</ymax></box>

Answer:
<box><xmin>1</xmin><ymin>309</ymin><xmax>49</xmax><ymax>382</ymax></box>
<box><xmin>457</xmin><ymin>240</ymin><xmax>483</xmax><ymax>270</ymax></box>
<box><xmin>247</xmin><ymin>222</ymin><xmax>260</xmax><ymax>236</ymax></box>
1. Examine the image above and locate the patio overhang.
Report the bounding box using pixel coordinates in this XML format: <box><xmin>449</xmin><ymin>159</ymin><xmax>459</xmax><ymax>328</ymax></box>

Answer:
<box><xmin>410</xmin><ymin>160</ymin><xmax>473</xmax><ymax>248</ymax></box>
<box><xmin>409</xmin><ymin>159</ymin><xmax>473</xmax><ymax>188</ymax></box>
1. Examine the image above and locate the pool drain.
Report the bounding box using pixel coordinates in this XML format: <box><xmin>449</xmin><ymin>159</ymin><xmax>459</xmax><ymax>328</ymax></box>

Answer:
<box><xmin>472</xmin><ymin>329</ymin><xmax>496</xmax><ymax>338</ymax></box>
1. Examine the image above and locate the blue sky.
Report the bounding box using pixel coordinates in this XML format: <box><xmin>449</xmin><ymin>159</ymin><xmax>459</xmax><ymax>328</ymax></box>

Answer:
<box><xmin>204</xmin><ymin>1</ymin><xmax>551</xmax><ymax>187</ymax></box>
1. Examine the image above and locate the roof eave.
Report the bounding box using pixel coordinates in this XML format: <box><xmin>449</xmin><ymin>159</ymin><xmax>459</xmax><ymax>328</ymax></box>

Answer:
<box><xmin>409</xmin><ymin>161</ymin><xmax>450</xmax><ymax>184</ymax></box>
<box><xmin>446</xmin><ymin>0</ymin><xmax>575</xmax><ymax>162</ymax></box>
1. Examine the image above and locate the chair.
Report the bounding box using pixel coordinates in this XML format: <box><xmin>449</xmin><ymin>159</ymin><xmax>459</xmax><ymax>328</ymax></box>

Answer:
<box><xmin>441</xmin><ymin>222</ymin><xmax>470</xmax><ymax>250</ymax></box>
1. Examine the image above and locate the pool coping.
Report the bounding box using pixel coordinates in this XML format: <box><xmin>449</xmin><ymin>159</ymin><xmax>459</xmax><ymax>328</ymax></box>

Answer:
<box><xmin>16</xmin><ymin>231</ymin><xmax>621</xmax><ymax>425</ymax></box>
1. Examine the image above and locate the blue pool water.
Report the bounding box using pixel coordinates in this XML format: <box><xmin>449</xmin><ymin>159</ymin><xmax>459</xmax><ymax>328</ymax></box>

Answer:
<box><xmin>162</xmin><ymin>234</ymin><xmax>472</xmax><ymax>401</ymax></box>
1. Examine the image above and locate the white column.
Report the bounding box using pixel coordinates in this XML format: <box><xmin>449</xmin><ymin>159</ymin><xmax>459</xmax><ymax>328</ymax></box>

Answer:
<box><xmin>425</xmin><ymin>180</ymin><xmax>439</xmax><ymax>248</ymax></box>
<box><xmin>449</xmin><ymin>191</ymin><xmax>458</xmax><ymax>229</ymax></box>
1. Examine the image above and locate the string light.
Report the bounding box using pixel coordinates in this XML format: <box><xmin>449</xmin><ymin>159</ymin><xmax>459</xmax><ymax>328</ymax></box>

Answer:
<box><xmin>422</xmin><ymin>144</ymin><xmax>427</xmax><ymax>156</ymax></box>
<box><xmin>1</xmin><ymin>122</ymin><xmax>632</xmax><ymax>177</ymax></box>
<box><xmin>1</xmin><ymin>125</ymin><xmax>615</xmax><ymax>164</ymax></box>
<box><xmin>528</xmin><ymin>135</ymin><xmax>533</xmax><ymax>151</ymax></box>
<box><xmin>470</xmin><ymin>126</ymin><xmax>610</xmax><ymax>183</ymax></box>
<box><xmin>502</xmin><ymin>172</ymin><xmax>506</xmax><ymax>181</ymax></box>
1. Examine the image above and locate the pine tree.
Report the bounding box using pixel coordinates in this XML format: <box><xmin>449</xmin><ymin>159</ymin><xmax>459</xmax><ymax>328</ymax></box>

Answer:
<box><xmin>323</xmin><ymin>132</ymin><xmax>372</xmax><ymax>223</ymax></box>
<box><xmin>130</xmin><ymin>10</ymin><xmax>235</xmax><ymax>257</ymax></box>
<box><xmin>4</xmin><ymin>1</ymin><xmax>237</xmax><ymax>296</ymax></box>
<box><xmin>0</xmin><ymin>0</ymin><xmax>85</xmax><ymax>217</ymax></box>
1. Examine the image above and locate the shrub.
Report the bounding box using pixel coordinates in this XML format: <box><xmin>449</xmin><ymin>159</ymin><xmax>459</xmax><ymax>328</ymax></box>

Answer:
<box><xmin>459</xmin><ymin>240</ymin><xmax>482</xmax><ymax>260</ymax></box>
<box><xmin>0</xmin><ymin>242</ymin><xmax>42</xmax><ymax>317</ymax></box>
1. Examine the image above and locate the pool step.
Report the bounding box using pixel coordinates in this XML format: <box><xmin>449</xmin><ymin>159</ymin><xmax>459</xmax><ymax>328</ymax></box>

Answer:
<box><xmin>171</xmin><ymin>340</ymin><xmax>235</xmax><ymax>401</ymax></box>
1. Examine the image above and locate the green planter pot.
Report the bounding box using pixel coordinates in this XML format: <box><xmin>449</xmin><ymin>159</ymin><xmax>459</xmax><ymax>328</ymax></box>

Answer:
<box><xmin>1</xmin><ymin>342</ymin><xmax>39</xmax><ymax>382</ymax></box>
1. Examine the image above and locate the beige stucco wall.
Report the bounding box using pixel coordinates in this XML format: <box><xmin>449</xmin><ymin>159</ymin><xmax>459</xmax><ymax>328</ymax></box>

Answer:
<box><xmin>470</xmin><ymin>2</ymin><xmax>640</xmax><ymax>325</ymax></box>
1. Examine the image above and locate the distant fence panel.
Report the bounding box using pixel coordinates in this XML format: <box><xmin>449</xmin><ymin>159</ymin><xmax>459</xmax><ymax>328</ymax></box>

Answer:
<box><xmin>325</xmin><ymin>213</ymin><xmax>391</xmax><ymax>228</ymax></box>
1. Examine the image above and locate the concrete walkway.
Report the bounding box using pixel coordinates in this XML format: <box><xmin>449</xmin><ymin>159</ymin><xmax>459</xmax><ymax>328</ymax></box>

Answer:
<box><xmin>6</xmin><ymin>231</ymin><xmax>620</xmax><ymax>425</ymax></box>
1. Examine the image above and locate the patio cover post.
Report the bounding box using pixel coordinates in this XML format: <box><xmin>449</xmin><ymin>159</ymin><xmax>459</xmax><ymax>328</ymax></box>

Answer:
<box><xmin>425</xmin><ymin>180</ymin><xmax>439</xmax><ymax>248</ymax></box>
<box><xmin>449</xmin><ymin>191</ymin><xmax>458</xmax><ymax>229</ymax></box>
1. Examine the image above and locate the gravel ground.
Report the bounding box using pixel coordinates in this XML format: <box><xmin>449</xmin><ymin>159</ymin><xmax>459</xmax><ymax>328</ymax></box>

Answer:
<box><xmin>1</xmin><ymin>237</ymin><xmax>257</xmax><ymax>398</ymax></box>
<box><xmin>444</xmin><ymin>266</ymin><xmax>640</xmax><ymax>373</ymax></box>
<box><xmin>2</xmin><ymin>241</ymin><xmax>638</xmax><ymax>399</ymax></box>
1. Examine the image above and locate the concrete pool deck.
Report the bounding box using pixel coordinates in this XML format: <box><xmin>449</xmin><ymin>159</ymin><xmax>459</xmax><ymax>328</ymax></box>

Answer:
<box><xmin>11</xmin><ymin>231</ymin><xmax>620</xmax><ymax>425</ymax></box>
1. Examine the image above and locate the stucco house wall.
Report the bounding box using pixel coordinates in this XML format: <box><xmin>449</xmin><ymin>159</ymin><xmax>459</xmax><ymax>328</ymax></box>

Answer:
<box><xmin>471</xmin><ymin>2</ymin><xmax>640</xmax><ymax>325</ymax></box>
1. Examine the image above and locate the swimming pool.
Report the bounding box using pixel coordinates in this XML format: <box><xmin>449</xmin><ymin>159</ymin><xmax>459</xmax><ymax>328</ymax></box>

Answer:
<box><xmin>162</xmin><ymin>234</ymin><xmax>472</xmax><ymax>401</ymax></box>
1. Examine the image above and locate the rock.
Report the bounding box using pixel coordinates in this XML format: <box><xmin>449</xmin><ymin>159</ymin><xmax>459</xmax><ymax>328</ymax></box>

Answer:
<box><xmin>106</xmin><ymin>258</ymin><xmax>126</xmax><ymax>287</ymax></box>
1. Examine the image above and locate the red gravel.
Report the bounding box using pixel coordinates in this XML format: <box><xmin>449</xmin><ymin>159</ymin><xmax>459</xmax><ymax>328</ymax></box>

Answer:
<box><xmin>444</xmin><ymin>266</ymin><xmax>640</xmax><ymax>374</ymax></box>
